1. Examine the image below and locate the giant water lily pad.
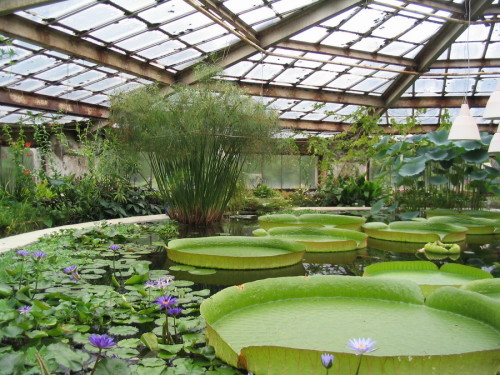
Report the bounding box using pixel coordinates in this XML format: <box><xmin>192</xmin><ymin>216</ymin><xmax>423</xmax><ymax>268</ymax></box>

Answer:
<box><xmin>166</xmin><ymin>236</ymin><xmax>305</xmax><ymax>270</ymax></box>
<box><xmin>426</xmin><ymin>209</ymin><xmax>500</xmax><ymax>219</ymax></box>
<box><xmin>363</xmin><ymin>261</ymin><xmax>492</xmax><ymax>296</ymax></box>
<box><xmin>460</xmin><ymin>279</ymin><xmax>500</xmax><ymax>301</ymax></box>
<box><xmin>200</xmin><ymin>276</ymin><xmax>500</xmax><ymax>375</ymax></box>
<box><xmin>252</xmin><ymin>226</ymin><xmax>367</xmax><ymax>252</ymax></box>
<box><xmin>426</xmin><ymin>216</ymin><xmax>500</xmax><ymax>234</ymax></box>
<box><xmin>362</xmin><ymin>221</ymin><xmax>467</xmax><ymax>242</ymax></box>
<box><xmin>258</xmin><ymin>214</ymin><xmax>366</xmax><ymax>231</ymax></box>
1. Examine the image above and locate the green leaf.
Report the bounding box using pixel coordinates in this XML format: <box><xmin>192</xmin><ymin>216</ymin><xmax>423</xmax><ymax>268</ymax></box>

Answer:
<box><xmin>188</xmin><ymin>269</ymin><xmax>217</xmax><ymax>275</ymax></box>
<box><xmin>26</xmin><ymin>330</ymin><xmax>49</xmax><ymax>339</ymax></box>
<box><xmin>35</xmin><ymin>353</ymin><xmax>52</xmax><ymax>375</ymax></box>
<box><xmin>0</xmin><ymin>352</ymin><xmax>25</xmax><ymax>374</ymax></box>
<box><xmin>108</xmin><ymin>325</ymin><xmax>139</xmax><ymax>336</ymax></box>
<box><xmin>0</xmin><ymin>284</ymin><xmax>13</xmax><ymax>297</ymax></box>
<box><xmin>140</xmin><ymin>358</ymin><xmax>165</xmax><ymax>367</ymax></box>
<box><xmin>46</xmin><ymin>343</ymin><xmax>88</xmax><ymax>372</ymax></box>
<box><xmin>462</xmin><ymin>149</ymin><xmax>489</xmax><ymax>163</ymax></box>
<box><xmin>140</xmin><ymin>332</ymin><xmax>159</xmax><ymax>352</ymax></box>
<box><xmin>426</xmin><ymin>130</ymin><xmax>450</xmax><ymax>145</ymax></box>
<box><xmin>425</xmin><ymin>148</ymin><xmax>449</xmax><ymax>160</ymax></box>
<box><xmin>398</xmin><ymin>160</ymin><xmax>426</xmax><ymax>177</ymax></box>
<box><xmin>124</xmin><ymin>274</ymin><xmax>149</xmax><ymax>285</ymax></box>
<box><xmin>94</xmin><ymin>358</ymin><xmax>131</xmax><ymax>375</ymax></box>
<box><xmin>470</xmin><ymin>170</ymin><xmax>488</xmax><ymax>180</ymax></box>
<box><xmin>429</xmin><ymin>175</ymin><xmax>448</xmax><ymax>185</ymax></box>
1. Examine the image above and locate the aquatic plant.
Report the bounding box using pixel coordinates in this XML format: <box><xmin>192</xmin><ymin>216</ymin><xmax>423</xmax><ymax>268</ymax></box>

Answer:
<box><xmin>321</xmin><ymin>353</ymin><xmax>334</xmax><ymax>374</ymax></box>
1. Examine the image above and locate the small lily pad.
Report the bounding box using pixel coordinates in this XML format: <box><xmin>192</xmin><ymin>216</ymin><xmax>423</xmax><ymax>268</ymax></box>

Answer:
<box><xmin>188</xmin><ymin>269</ymin><xmax>217</xmax><ymax>275</ymax></box>
<box><xmin>169</xmin><ymin>265</ymin><xmax>197</xmax><ymax>271</ymax></box>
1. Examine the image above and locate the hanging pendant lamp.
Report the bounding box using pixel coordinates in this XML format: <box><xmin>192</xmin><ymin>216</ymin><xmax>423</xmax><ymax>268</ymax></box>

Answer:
<box><xmin>484</xmin><ymin>80</ymin><xmax>500</xmax><ymax>153</ymax></box>
<box><xmin>448</xmin><ymin>103</ymin><xmax>481</xmax><ymax>140</ymax></box>
<box><xmin>483</xmin><ymin>81</ymin><xmax>500</xmax><ymax>119</ymax></box>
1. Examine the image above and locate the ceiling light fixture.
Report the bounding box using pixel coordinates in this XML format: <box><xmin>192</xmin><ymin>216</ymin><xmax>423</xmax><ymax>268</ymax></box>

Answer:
<box><xmin>448</xmin><ymin>1</ymin><xmax>481</xmax><ymax>141</ymax></box>
<box><xmin>484</xmin><ymin>80</ymin><xmax>500</xmax><ymax>153</ymax></box>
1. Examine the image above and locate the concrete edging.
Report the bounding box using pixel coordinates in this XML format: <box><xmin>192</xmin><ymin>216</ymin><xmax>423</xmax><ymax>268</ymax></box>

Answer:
<box><xmin>0</xmin><ymin>214</ymin><xmax>169</xmax><ymax>254</ymax></box>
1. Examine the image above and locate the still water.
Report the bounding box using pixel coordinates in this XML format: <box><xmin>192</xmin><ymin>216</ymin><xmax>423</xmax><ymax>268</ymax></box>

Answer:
<box><xmin>140</xmin><ymin>218</ymin><xmax>500</xmax><ymax>292</ymax></box>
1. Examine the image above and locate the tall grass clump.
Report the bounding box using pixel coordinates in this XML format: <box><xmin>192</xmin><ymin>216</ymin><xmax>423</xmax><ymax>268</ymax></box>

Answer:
<box><xmin>110</xmin><ymin>68</ymin><xmax>281</xmax><ymax>225</ymax></box>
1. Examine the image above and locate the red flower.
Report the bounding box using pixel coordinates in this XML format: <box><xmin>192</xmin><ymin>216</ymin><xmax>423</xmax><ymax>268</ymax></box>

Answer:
<box><xmin>24</xmin><ymin>142</ymin><xmax>31</xmax><ymax>148</ymax></box>
<box><xmin>24</xmin><ymin>169</ymin><xmax>30</xmax><ymax>175</ymax></box>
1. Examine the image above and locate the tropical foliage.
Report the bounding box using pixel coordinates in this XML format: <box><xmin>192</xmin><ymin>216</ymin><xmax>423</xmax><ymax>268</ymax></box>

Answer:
<box><xmin>373</xmin><ymin>129</ymin><xmax>499</xmax><ymax>211</ymax></box>
<box><xmin>110</xmin><ymin>70</ymin><xmax>282</xmax><ymax>225</ymax></box>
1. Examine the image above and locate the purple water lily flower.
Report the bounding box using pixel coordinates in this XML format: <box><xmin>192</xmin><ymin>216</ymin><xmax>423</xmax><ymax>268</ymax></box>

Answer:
<box><xmin>321</xmin><ymin>353</ymin><xmax>334</xmax><ymax>369</ymax></box>
<box><xmin>154</xmin><ymin>295</ymin><xmax>178</xmax><ymax>310</ymax></box>
<box><xmin>144</xmin><ymin>280</ymin><xmax>156</xmax><ymax>289</ymax></box>
<box><xmin>88</xmin><ymin>334</ymin><xmax>117</xmax><ymax>349</ymax></box>
<box><xmin>346</xmin><ymin>337</ymin><xmax>378</xmax><ymax>355</ymax></box>
<box><xmin>16</xmin><ymin>250</ymin><xmax>30</xmax><ymax>256</ymax></box>
<box><xmin>63</xmin><ymin>265</ymin><xmax>77</xmax><ymax>274</ymax></box>
<box><xmin>33</xmin><ymin>251</ymin><xmax>46</xmax><ymax>259</ymax></box>
<box><xmin>109</xmin><ymin>244</ymin><xmax>121</xmax><ymax>251</ymax></box>
<box><xmin>17</xmin><ymin>305</ymin><xmax>32</xmax><ymax>314</ymax></box>
<box><xmin>167</xmin><ymin>307</ymin><xmax>182</xmax><ymax>316</ymax></box>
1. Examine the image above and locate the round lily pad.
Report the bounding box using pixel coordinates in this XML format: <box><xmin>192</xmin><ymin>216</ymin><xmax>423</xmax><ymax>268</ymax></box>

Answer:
<box><xmin>258</xmin><ymin>214</ymin><xmax>366</xmax><ymax>231</ymax></box>
<box><xmin>362</xmin><ymin>221</ymin><xmax>467</xmax><ymax>243</ymax></box>
<box><xmin>167</xmin><ymin>236</ymin><xmax>305</xmax><ymax>270</ymax></box>
<box><xmin>426</xmin><ymin>209</ymin><xmax>500</xmax><ymax>219</ymax></box>
<box><xmin>460</xmin><ymin>279</ymin><xmax>500</xmax><ymax>301</ymax></box>
<box><xmin>426</xmin><ymin>216</ymin><xmax>500</xmax><ymax>235</ymax></box>
<box><xmin>363</xmin><ymin>261</ymin><xmax>492</xmax><ymax>296</ymax></box>
<box><xmin>188</xmin><ymin>269</ymin><xmax>217</xmax><ymax>275</ymax></box>
<box><xmin>201</xmin><ymin>276</ymin><xmax>500</xmax><ymax>375</ymax></box>
<box><xmin>253</xmin><ymin>226</ymin><xmax>367</xmax><ymax>252</ymax></box>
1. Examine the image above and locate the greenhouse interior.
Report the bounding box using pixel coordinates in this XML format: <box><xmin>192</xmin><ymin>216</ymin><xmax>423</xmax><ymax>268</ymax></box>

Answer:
<box><xmin>0</xmin><ymin>0</ymin><xmax>499</xmax><ymax>374</ymax></box>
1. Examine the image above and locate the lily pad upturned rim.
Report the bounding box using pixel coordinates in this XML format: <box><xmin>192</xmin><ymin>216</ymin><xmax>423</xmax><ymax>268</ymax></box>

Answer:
<box><xmin>258</xmin><ymin>213</ymin><xmax>366</xmax><ymax>230</ymax></box>
<box><xmin>362</xmin><ymin>221</ymin><xmax>467</xmax><ymax>242</ymax></box>
<box><xmin>427</xmin><ymin>216</ymin><xmax>500</xmax><ymax>234</ymax></box>
<box><xmin>166</xmin><ymin>236</ymin><xmax>306</xmax><ymax>270</ymax></box>
<box><xmin>252</xmin><ymin>226</ymin><xmax>367</xmax><ymax>252</ymax></box>
<box><xmin>201</xmin><ymin>276</ymin><xmax>500</xmax><ymax>375</ymax></box>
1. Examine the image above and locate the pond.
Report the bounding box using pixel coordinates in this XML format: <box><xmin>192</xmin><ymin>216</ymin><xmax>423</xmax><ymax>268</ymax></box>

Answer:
<box><xmin>144</xmin><ymin>217</ymin><xmax>499</xmax><ymax>293</ymax></box>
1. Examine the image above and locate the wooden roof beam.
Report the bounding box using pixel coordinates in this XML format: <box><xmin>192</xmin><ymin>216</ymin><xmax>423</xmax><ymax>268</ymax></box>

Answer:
<box><xmin>380</xmin><ymin>0</ymin><xmax>493</xmax><ymax>111</ymax></box>
<box><xmin>0</xmin><ymin>15</ymin><xmax>175</xmax><ymax>85</ymax></box>
<box><xmin>0</xmin><ymin>87</ymin><xmax>109</xmax><ymax>119</ymax></box>
<box><xmin>0</xmin><ymin>0</ymin><xmax>65</xmax><ymax>15</ymax></box>
<box><xmin>177</xmin><ymin>0</ymin><xmax>365</xmax><ymax>84</ymax></box>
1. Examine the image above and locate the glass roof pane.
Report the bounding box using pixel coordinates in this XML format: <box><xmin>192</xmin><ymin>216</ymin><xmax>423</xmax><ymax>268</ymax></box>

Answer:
<box><xmin>486</xmin><ymin>42</ymin><xmax>500</xmax><ymax>58</ymax></box>
<box><xmin>351</xmin><ymin>78</ymin><xmax>388</xmax><ymax>92</ymax></box>
<box><xmin>238</xmin><ymin>6</ymin><xmax>276</xmax><ymax>24</ymax></box>
<box><xmin>321</xmin><ymin>31</ymin><xmax>359</xmax><ymax>48</ymax></box>
<box><xmin>61</xmin><ymin>70</ymin><xmax>107</xmax><ymax>86</ymax></box>
<box><xmin>271</xmin><ymin>0</ymin><xmax>319</xmax><ymax>14</ymax></box>
<box><xmin>23</xmin><ymin>0</ymin><xmax>92</xmax><ymax>19</ymax></box>
<box><xmin>450</xmin><ymin>42</ymin><xmax>486</xmax><ymax>59</ymax></box>
<box><xmin>456</xmin><ymin>24</ymin><xmax>491</xmax><ymax>42</ymax></box>
<box><xmin>198</xmin><ymin>35</ymin><xmax>240</xmax><ymax>53</ymax></box>
<box><xmin>139</xmin><ymin>40</ymin><xmax>186</xmax><ymax>60</ymax></box>
<box><xmin>9</xmin><ymin>78</ymin><xmax>45</xmax><ymax>91</ymax></box>
<box><xmin>399</xmin><ymin>21</ymin><xmax>442</xmax><ymax>43</ymax></box>
<box><xmin>89</xmin><ymin>19</ymin><xmax>146</xmax><ymax>43</ymax></box>
<box><xmin>246</xmin><ymin>64</ymin><xmax>285</xmax><ymax>80</ymax></box>
<box><xmin>112</xmin><ymin>0</ymin><xmax>156</xmax><ymax>12</ymax></box>
<box><xmin>115</xmin><ymin>31</ymin><xmax>169</xmax><ymax>51</ymax></box>
<box><xmin>301</xmin><ymin>71</ymin><xmax>336</xmax><ymax>86</ymax></box>
<box><xmin>156</xmin><ymin>49</ymin><xmax>202</xmax><ymax>67</ymax></box>
<box><xmin>179</xmin><ymin>24</ymin><xmax>226</xmax><ymax>44</ymax></box>
<box><xmin>274</xmin><ymin>67</ymin><xmax>314</xmax><ymax>84</ymax></box>
<box><xmin>327</xmin><ymin>74</ymin><xmax>364</xmax><ymax>89</ymax></box>
<box><xmin>223</xmin><ymin>0</ymin><xmax>264</xmax><ymax>14</ymax></box>
<box><xmin>340</xmin><ymin>9</ymin><xmax>388</xmax><ymax>33</ymax></box>
<box><xmin>350</xmin><ymin>37</ymin><xmax>386</xmax><ymax>52</ymax></box>
<box><xmin>138</xmin><ymin>1</ymin><xmax>194</xmax><ymax>23</ymax></box>
<box><xmin>59</xmin><ymin>4</ymin><xmax>123</xmax><ymax>31</ymax></box>
<box><xmin>292</xmin><ymin>27</ymin><xmax>330</xmax><ymax>43</ymax></box>
<box><xmin>414</xmin><ymin>78</ymin><xmax>444</xmax><ymax>95</ymax></box>
<box><xmin>161</xmin><ymin>12</ymin><xmax>213</xmax><ymax>35</ymax></box>
<box><xmin>373</xmin><ymin>15</ymin><xmax>416</xmax><ymax>38</ymax></box>
<box><xmin>35</xmin><ymin>64</ymin><xmax>85</xmax><ymax>81</ymax></box>
<box><xmin>379</xmin><ymin>41</ymin><xmax>415</xmax><ymax>56</ymax></box>
<box><xmin>9</xmin><ymin>55</ymin><xmax>56</xmax><ymax>75</ymax></box>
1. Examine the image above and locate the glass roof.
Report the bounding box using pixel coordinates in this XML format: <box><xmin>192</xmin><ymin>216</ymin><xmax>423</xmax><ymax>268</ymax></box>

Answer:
<box><xmin>0</xmin><ymin>0</ymin><xmax>499</xmax><ymax>135</ymax></box>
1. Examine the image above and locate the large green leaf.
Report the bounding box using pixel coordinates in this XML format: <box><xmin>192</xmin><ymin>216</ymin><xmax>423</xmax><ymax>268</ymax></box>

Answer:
<box><xmin>429</xmin><ymin>175</ymin><xmax>448</xmax><ymax>185</ymax></box>
<box><xmin>258</xmin><ymin>214</ymin><xmax>366</xmax><ymax>230</ymax></box>
<box><xmin>253</xmin><ymin>226</ymin><xmax>367</xmax><ymax>252</ymax></box>
<box><xmin>462</xmin><ymin>149</ymin><xmax>489</xmax><ymax>163</ymax></box>
<box><xmin>362</xmin><ymin>221</ymin><xmax>467</xmax><ymax>242</ymax></box>
<box><xmin>460</xmin><ymin>279</ymin><xmax>500</xmax><ymax>301</ymax></box>
<box><xmin>94</xmin><ymin>358</ymin><xmax>131</xmax><ymax>375</ymax></box>
<box><xmin>167</xmin><ymin>236</ymin><xmax>305</xmax><ymax>269</ymax></box>
<box><xmin>427</xmin><ymin>216</ymin><xmax>499</xmax><ymax>234</ymax></box>
<box><xmin>363</xmin><ymin>261</ymin><xmax>492</xmax><ymax>296</ymax></box>
<box><xmin>426</xmin><ymin>130</ymin><xmax>450</xmax><ymax>145</ymax></box>
<box><xmin>425</xmin><ymin>148</ymin><xmax>449</xmax><ymax>160</ymax></box>
<box><xmin>46</xmin><ymin>343</ymin><xmax>88</xmax><ymax>372</ymax></box>
<box><xmin>397</xmin><ymin>160</ymin><xmax>426</xmax><ymax>177</ymax></box>
<box><xmin>201</xmin><ymin>276</ymin><xmax>500</xmax><ymax>375</ymax></box>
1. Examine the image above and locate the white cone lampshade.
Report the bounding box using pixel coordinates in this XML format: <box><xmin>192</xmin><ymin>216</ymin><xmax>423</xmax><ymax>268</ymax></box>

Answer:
<box><xmin>488</xmin><ymin>127</ymin><xmax>500</xmax><ymax>153</ymax></box>
<box><xmin>448</xmin><ymin>103</ymin><xmax>481</xmax><ymax>140</ymax></box>
<box><xmin>483</xmin><ymin>81</ymin><xmax>500</xmax><ymax>119</ymax></box>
